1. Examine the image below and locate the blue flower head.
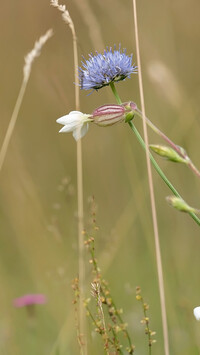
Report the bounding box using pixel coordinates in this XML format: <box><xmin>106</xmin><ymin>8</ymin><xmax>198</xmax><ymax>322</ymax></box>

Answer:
<box><xmin>79</xmin><ymin>45</ymin><xmax>137</xmax><ymax>91</ymax></box>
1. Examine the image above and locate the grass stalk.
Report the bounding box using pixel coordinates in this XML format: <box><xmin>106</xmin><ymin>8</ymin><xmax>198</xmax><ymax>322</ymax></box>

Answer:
<box><xmin>0</xmin><ymin>29</ymin><xmax>53</xmax><ymax>173</ymax></box>
<box><xmin>132</xmin><ymin>1</ymin><xmax>170</xmax><ymax>354</ymax></box>
<box><xmin>70</xmin><ymin>11</ymin><xmax>86</xmax><ymax>355</ymax></box>
<box><xmin>50</xmin><ymin>1</ymin><xmax>87</xmax><ymax>353</ymax></box>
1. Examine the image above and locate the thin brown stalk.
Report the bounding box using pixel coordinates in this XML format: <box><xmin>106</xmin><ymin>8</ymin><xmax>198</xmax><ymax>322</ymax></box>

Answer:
<box><xmin>71</xmin><ymin>19</ymin><xmax>87</xmax><ymax>355</ymax></box>
<box><xmin>51</xmin><ymin>1</ymin><xmax>86</xmax><ymax>353</ymax></box>
<box><xmin>0</xmin><ymin>29</ymin><xmax>53</xmax><ymax>173</ymax></box>
<box><xmin>132</xmin><ymin>1</ymin><xmax>170</xmax><ymax>355</ymax></box>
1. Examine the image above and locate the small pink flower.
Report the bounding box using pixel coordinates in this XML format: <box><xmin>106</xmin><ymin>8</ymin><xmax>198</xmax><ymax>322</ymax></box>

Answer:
<box><xmin>13</xmin><ymin>294</ymin><xmax>47</xmax><ymax>308</ymax></box>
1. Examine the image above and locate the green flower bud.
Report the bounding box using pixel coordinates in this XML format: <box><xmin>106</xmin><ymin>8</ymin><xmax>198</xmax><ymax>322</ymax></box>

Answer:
<box><xmin>166</xmin><ymin>196</ymin><xmax>199</xmax><ymax>213</ymax></box>
<box><xmin>150</xmin><ymin>144</ymin><xmax>187</xmax><ymax>163</ymax></box>
<box><xmin>125</xmin><ymin>112</ymin><xmax>135</xmax><ymax>122</ymax></box>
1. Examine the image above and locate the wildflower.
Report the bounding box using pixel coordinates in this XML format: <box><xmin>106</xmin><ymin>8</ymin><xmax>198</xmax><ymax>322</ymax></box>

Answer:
<box><xmin>56</xmin><ymin>102</ymin><xmax>137</xmax><ymax>140</ymax></box>
<box><xmin>56</xmin><ymin>111</ymin><xmax>92</xmax><ymax>141</ymax></box>
<box><xmin>13</xmin><ymin>294</ymin><xmax>47</xmax><ymax>307</ymax></box>
<box><xmin>193</xmin><ymin>306</ymin><xmax>200</xmax><ymax>321</ymax></box>
<box><xmin>79</xmin><ymin>45</ymin><xmax>137</xmax><ymax>91</ymax></box>
<box><xmin>14</xmin><ymin>294</ymin><xmax>47</xmax><ymax>321</ymax></box>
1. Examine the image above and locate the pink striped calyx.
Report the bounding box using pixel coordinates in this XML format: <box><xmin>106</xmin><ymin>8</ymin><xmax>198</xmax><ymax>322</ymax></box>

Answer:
<box><xmin>92</xmin><ymin>102</ymin><xmax>137</xmax><ymax>127</ymax></box>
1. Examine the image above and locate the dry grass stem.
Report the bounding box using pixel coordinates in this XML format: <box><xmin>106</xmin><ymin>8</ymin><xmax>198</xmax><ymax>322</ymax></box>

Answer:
<box><xmin>51</xmin><ymin>1</ymin><xmax>86</xmax><ymax>353</ymax></box>
<box><xmin>24</xmin><ymin>29</ymin><xmax>53</xmax><ymax>81</ymax></box>
<box><xmin>132</xmin><ymin>1</ymin><xmax>170</xmax><ymax>354</ymax></box>
<box><xmin>51</xmin><ymin>0</ymin><xmax>74</xmax><ymax>32</ymax></box>
<box><xmin>0</xmin><ymin>29</ymin><xmax>53</xmax><ymax>173</ymax></box>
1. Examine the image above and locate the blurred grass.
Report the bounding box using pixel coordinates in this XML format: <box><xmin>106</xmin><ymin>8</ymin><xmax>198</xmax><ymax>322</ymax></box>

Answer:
<box><xmin>1</xmin><ymin>0</ymin><xmax>200</xmax><ymax>354</ymax></box>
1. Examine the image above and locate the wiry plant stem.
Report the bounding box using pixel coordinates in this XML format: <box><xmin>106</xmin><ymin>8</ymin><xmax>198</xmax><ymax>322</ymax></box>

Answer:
<box><xmin>132</xmin><ymin>1</ymin><xmax>170</xmax><ymax>354</ymax></box>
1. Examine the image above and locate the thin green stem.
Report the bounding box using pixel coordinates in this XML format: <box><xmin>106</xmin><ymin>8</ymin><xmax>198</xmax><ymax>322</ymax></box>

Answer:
<box><xmin>128</xmin><ymin>121</ymin><xmax>200</xmax><ymax>226</ymax></box>
<box><xmin>109</xmin><ymin>82</ymin><xmax>200</xmax><ymax>226</ymax></box>
<box><xmin>110</xmin><ymin>82</ymin><xmax>122</xmax><ymax>104</ymax></box>
<box><xmin>135</xmin><ymin>108</ymin><xmax>200</xmax><ymax>179</ymax></box>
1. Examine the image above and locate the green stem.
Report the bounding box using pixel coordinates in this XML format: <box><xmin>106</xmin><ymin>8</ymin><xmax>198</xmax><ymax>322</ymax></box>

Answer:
<box><xmin>110</xmin><ymin>82</ymin><xmax>122</xmax><ymax>104</ymax></box>
<box><xmin>135</xmin><ymin>109</ymin><xmax>200</xmax><ymax>179</ymax></box>
<box><xmin>128</xmin><ymin>121</ymin><xmax>200</xmax><ymax>226</ymax></box>
<box><xmin>109</xmin><ymin>82</ymin><xmax>200</xmax><ymax>227</ymax></box>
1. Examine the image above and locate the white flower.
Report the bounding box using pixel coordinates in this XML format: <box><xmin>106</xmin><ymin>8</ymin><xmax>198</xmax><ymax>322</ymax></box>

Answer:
<box><xmin>193</xmin><ymin>306</ymin><xmax>200</xmax><ymax>321</ymax></box>
<box><xmin>56</xmin><ymin>111</ymin><xmax>92</xmax><ymax>141</ymax></box>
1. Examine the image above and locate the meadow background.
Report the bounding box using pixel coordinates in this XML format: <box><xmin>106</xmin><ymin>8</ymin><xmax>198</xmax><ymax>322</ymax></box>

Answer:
<box><xmin>1</xmin><ymin>0</ymin><xmax>200</xmax><ymax>354</ymax></box>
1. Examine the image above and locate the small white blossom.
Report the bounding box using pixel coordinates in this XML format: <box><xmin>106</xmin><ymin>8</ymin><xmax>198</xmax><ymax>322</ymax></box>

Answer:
<box><xmin>56</xmin><ymin>111</ymin><xmax>92</xmax><ymax>141</ymax></box>
<box><xmin>193</xmin><ymin>306</ymin><xmax>200</xmax><ymax>321</ymax></box>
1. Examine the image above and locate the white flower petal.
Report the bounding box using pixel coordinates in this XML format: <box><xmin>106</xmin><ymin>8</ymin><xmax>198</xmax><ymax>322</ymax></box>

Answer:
<box><xmin>66</xmin><ymin>112</ymin><xmax>86</xmax><ymax>124</ymax></box>
<box><xmin>80</xmin><ymin>122</ymin><xmax>89</xmax><ymax>137</ymax></box>
<box><xmin>70</xmin><ymin>111</ymin><xmax>83</xmax><ymax>114</ymax></box>
<box><xmin>72</xmin><ymin>125</ymin><xmax>83</xmax><ymax>141</ymax></box>
<box><xmin>193</xmin><ymin>306</ymin><xmax>200</xmax><ymax>321</ymax></box>
<box><xmin>73</xmin><ymin>123</ymin><xmax>89</xmax><ymax>141</ymax></box>
<box><xmin>57</xmin><ymin>111</ymin><xmax>90</xmax><ymax>126</ymax></box>
<box><xmin>59</xmin><ymin>124</ymin><xmax>75</xmax><ymax>133</ymax></box>
<box><xmin>57</xmin><ymin>113</ymin><xmax>81</xmax><ymax>126</ymax></box>
<box><xmin>56</xmin><ymin>115</ymin><xmax>69</xmax><ymax>125</ymax></box>
<box><xmin>56</xmin><ymin>110</ymin><xmax>90</xmax><ymax>139</ymax></box>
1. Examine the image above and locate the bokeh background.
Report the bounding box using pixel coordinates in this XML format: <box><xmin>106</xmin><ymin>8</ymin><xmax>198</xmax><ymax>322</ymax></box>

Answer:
<box><xmin>1</xmin><ymin>0</ymin><xmax>200</xmax><ymax>354</ymax></box>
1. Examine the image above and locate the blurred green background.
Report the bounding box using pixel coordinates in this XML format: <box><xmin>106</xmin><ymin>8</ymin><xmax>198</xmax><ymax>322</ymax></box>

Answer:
<box><xmin>1</xmin><ymin>0</ymin><xmax>200</xmax><ymax>354</ymax></box>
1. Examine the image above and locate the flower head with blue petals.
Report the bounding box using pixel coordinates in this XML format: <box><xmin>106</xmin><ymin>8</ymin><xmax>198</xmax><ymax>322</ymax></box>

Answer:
<box><xmin>79</xmin><ymin>45</ymin><xmax>137</xmax><ymax>91</ymax></box>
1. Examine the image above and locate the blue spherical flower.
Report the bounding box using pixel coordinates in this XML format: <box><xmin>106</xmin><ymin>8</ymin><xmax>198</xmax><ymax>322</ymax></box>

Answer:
<box><xmin>79</xmin><ymin>45</ymin><xmax>137</xmax><ymax>91</ymax></box>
